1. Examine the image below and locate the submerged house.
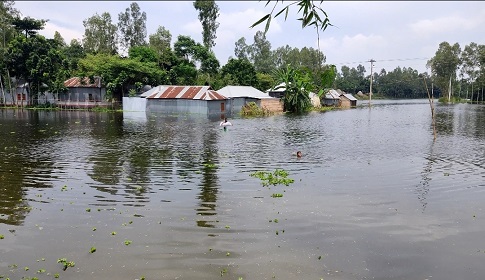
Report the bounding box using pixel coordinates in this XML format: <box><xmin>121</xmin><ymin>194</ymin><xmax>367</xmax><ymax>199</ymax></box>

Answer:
<box><xmin>323</xmin><ymin>89</ymin><xmax>341</xmax><ymax>106</ymax></box>
<box><xmin>135</xmin><ymin>85</ymin><xmax>227</xmax><ymax>116</ymax></box>
<box><xmin>340</xmin><ymin>93</ymin><xmax>358</xmax><ymax>108</ymax></box>
<box><xmin>322</xmin><ymin>89</ymin><xmax>357</xmax><ymax>108</ymax></box>
<box><xmin>217</xmin><ymin>86</ymin><xmax>283</xmax><ymax>114</ymax></box>
<box><xmin>59</xmin><ymin>77</ymin><xmax>109</xmax><ymax>108</ymax></box>
<box><xmin>57</xmin><ymin>77</ymin><xmax>109</xmax><ymax>108</ymax></box>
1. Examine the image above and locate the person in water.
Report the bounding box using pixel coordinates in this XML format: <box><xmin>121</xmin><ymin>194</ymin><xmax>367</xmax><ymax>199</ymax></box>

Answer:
<box><xmin>296</xmin><ymin>151</ymin><xmax>302</xmax><ymax>158</ymax></box>
<box><xmin>220</xmin><ymin>118</ymin><xmax>232</xmax><ymax>131</ymax></box>
<box><xmin>220</xmin><ymin>118</ymin><xmax>232</xmax><ymax>126</ymax></box>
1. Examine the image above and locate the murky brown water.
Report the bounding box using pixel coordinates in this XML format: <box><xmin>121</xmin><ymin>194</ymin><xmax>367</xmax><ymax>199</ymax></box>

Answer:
<box><xmin>1</xmin><ymin>100</ymin><xmax>485</xmax><ymax>279</ymax></box>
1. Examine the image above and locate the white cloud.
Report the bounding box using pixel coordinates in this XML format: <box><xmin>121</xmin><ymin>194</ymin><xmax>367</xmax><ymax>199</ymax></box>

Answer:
<box><xmin>410</xmin><ymin>11</ymin><xmax>485</xmax><ymax>37</ymax></box>
<box><xmin>39</xmin><ymin>22</ymin><xmax>84</xmax><ymax>43</ymax></box>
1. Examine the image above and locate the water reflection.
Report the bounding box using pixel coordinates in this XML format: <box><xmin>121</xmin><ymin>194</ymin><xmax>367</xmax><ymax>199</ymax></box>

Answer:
<box><xmin>196</xmin><ymin>128</ymin><xmax>220</xmax><ymax>228</ymax></box>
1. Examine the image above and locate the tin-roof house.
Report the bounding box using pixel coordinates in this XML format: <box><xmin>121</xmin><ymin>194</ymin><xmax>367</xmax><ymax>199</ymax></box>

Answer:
<box><xmin>340</xmin><ymin>93</ymin><xmax>357</xmax><ymax>108</ymax></box>
<box><xmin>128</xmin><ymin>85</ymin><xmax>228</xmax><ymax>116</ymax></box>
<box><xmin>217</xmin><ymin>85</ymin><xmax>283</xmax><ymax>114</ymax></box>
<box><xmin>59</xmin><ymin>77</ymin><xmax>109</xmax><ymax>109</ymax></box>
<box><xmin>323</xmin><ymin>89</ymin><xmax>341</xmax><ymax>106</ymax></box>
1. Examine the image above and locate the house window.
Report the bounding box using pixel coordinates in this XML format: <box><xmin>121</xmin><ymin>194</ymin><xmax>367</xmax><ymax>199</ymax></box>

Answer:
<box><xmin>89</xmin><ymin>93</ymin><xmax>94</xmax><ymax>102</ymax></box>
<box><xmin>17</xmin><ymin>93</ymin><xmax>26</xmax><ymax>100</ymax></box>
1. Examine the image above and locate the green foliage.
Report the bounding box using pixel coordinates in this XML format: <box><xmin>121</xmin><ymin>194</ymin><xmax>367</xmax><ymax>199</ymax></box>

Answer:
<box><xmin>77</xmin><ymin>53</ymin><xmax>166</xmax><ymax>98</ymax></box>
<box><xmin>148</xmin><ymin>26</ymin><xmax>173</xmax><ymax>69</ymax></box>
<box><xmin>256</xmin><ymin>72</ymin><xmax>274</xmax><ymax>92</ymax></box>
<box><xmin>129</xmin><ymin>45</ymin><xmax>159</xmax><ymax>63</ymax></box>
<box><xmin>221</xmin><ymin>58</ymin><xmax>258</xmax><ymax>87</ymax></box>
<box><xmin>427</xmin><ymin>42</ymin><xmax>461</xmax><ymax>98</ymax></box>
<box><xmin>320</xmin><ymin>64</ymin><xmax>337</xmax><ymax>89</ymax></box>
<box><xmin>273</xmin><ymin>64</ymin><xmax>312</xmax><ymax>113</ymax></box>
<box><xmin>82</xmin><ymin>12</ymin><xmax>118</xmax><ymax>55</ymax></box>
<box><xmin>249</xmin><ymin>31</ymin><xmax>274</xmax><ymax>74</ymax></box>
<box><xmin>193</xmin><ymin>0</ymin><xmax>220</xmax><ymax>50</ymax></box>
<box><xmin>251</xmin><ymin>0</ymin><xmax>332</xmax><ymax>43</ymax></box>
<box><xmin>240</xmin><ymin>101</ymin><xmax>272</xmax><ymax>117</ymax></box>
<box><xmin>117</xmin><ymin>2</ymin><xmax>147</xmax><ymax>52</ymax></box>
<box><xmin>250</xmin><ymin>169</ymin><xmax>295</xmax><ymax>187</ymax></box>
<box><xmin>4</xmin><ymin>35</ymin><xmax>64</xmax><ymax>103</ymax></box>
<box><xmin>174</xmin><ymin>35</ymin><xmax>220</xmax><ymax>75</ymax></box>
<box><xmin>11</xmin><ymin>16</ymin><xmax>47</xmax><ymax>38</ymax></box>
<box><xmin>57</xmin><ymin>258</ymin><xmax>75</xmax><ymax>271</ymax></box>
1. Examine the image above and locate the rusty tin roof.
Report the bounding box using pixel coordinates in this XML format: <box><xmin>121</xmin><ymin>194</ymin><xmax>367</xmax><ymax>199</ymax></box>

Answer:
<box><xmin>64</xmin><ymin>77</ymin><xmax>102</xmax><ymax>88</ymax></box>
<box><xmin>143</xmin><ymin>86</ymin><xmax>227</xmax><ymax>100</ymax></box>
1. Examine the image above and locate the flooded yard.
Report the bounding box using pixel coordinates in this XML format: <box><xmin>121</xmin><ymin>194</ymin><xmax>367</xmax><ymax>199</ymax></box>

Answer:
<box><xmin>1</xmin><ymin>100</ymin><xmax>485</xmax><ymax>279</ymax></box>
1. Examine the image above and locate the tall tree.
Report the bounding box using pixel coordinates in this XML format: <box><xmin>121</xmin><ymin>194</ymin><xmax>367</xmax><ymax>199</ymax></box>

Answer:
<box><xmin>234</xmin><ymin>37</ymin><xmax>249</xmax><ymax>60</ymax></box>
<box><xmin>149</xmin><ymin>26</ymin><xmax>174</xmax><ymax>69</ymax></box>
<box><xmin>118</xmin><ymin>2</ymin><xmax>147</xmax><ymax>53</ymax></box>
<box><xmin>82</xmin><ymin>12</ymin><xmax>118</xmax><ymax>55</ymax></box>
<box><xmin>174</xmin><ymin>35</ymin><xmax>220</xmax><ymax>75</ymax></box>
<box><xmin>53</xmin><ymin>31</ymin><xmax>66</xmax><ymax>47</ymax></box>
<box><xmin>427</xmin><ymin>42</ymin><xmax>461</xmax><ymax>100</ymax></box>
<box><xmin>193</xmin><ymin>0</ymin><xmax>219</xmax><ymax>50</ymax></box>
<box><xmin>249</xmin><ymin>31</ymin><xmax>274</xmax><ymax>74</ymax></box>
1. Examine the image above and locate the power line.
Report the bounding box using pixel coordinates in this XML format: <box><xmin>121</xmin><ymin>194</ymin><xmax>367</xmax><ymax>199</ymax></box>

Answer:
<box><xmin>329</xmin><ymin>57</ymin><xmax>429</xmax><ymax>66</ymax></box>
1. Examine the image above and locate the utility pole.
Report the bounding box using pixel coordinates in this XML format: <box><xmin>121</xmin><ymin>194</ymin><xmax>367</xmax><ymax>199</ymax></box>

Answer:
<box><xmin>368</xmin><ymin>59</ymin><xmax>375</xmax><ymax>106</ymax></box>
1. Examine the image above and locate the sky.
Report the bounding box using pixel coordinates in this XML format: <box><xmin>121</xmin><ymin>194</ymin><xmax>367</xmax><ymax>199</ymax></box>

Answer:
<box><xmin>12</xmin><ymin>1</ymin><xmax>485</xmax><ymax>75</ymax></box>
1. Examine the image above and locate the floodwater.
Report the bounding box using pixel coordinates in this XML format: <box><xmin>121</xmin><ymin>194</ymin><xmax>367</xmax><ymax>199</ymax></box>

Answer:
<box><xmin>1</xmin><ymin>100</ymin><xmax>484</xmax><ymax>280</ymax></box>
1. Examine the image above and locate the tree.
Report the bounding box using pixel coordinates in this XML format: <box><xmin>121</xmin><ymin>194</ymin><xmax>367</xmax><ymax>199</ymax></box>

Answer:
<box><xmin>118</xmin><ymin>2</ymin><xmax>147</xmax><ymax>53</ymax></box>
<box><xmin>193</xmin><ymin>0</ymin><xmax>219</xmax><ymax>50</ymax></box>
<box><xmin>221</xmin><ymin>58</ymin><xmax>258</xmax><ymax>87</ymax></box>
<box><xmin>273</xmin><ymin>64</ymin><xmax>312</xmax><ymax>113</ymax></box>
<box><xmin>148</xmin><ymin>26</ymin><xmax>174</xmax><ymax>70</ymax></box>
<box><xmin>129</xmin><ymin>45</ymin><xmax>158</xmax><ymax>64</ymax></box>
<box><xmin>11</xmin><ymin>16</ymin><xmax>47</xmax><ymax>38</ymax></box>
<box><xmin>82</xmin><ymin>12</ymin><xmax>118</xmax><ymax>55</ymax></box>
<box><xmin>5</xmin><ymin>35</ymin><xmax>64</xmax><ymax>105</ymax></box>
<box><xmin>234</xmin><ymin>37</ymin><xmax>249</xmax><ymax>60</ymax></box>
<box><xmin>53</xmin><ymin>31</ymin><xmax>66</xmax><ymax>47</ymax></box>
<box><xmin>427</xmin><ymin>42</ymin><xmax>461</xmax><ymax>101</ymax></box>
<box><xmin>77</xmin><ymin>53</ymin><xmax>166</xmax><ymax>100</ymax></box>
<box><xmin>249</xmin><ymin>31</ymin><xmax>274</xmax><ymax>74</ymax></box>
<box><xmin>174</xmin><ymin>35</ymin><xmax>220</xmax><ymax>75</ymax></box>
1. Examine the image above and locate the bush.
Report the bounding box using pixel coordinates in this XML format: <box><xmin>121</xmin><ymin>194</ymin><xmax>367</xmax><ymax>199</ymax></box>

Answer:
<box><xmin>240</xmin><ymin>102</ymin><xmax>271</xmax><ymax>117</ymax></box>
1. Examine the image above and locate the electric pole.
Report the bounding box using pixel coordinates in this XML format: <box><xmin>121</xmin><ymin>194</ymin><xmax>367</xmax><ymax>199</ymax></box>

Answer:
<box><xmin>368</xmin><ymin>59</ymin><xmax>375</xmax><ymax>106</ymax></box>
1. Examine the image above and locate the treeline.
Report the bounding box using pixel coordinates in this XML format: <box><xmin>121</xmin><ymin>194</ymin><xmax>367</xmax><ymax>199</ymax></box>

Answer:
<box><xmin>0</xmin><ymin>1</ymin><xmax>483</xmax><ymax>104</ymax></box>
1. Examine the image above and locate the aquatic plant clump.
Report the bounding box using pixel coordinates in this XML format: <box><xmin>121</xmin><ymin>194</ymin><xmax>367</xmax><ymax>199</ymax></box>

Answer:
<box><xmin>250</xmin><ymin>169</ymin><xmax>295</xmax><ymax>187</ymax></box>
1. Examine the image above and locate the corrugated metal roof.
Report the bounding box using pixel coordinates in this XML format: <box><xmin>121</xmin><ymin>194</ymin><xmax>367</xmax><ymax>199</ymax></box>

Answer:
<box><xmin>342</xmin><ymin>93</ymin><xmax>357</xmax><ymax>101</ymax></box>
<box><xmin>217</xmin><ymin>86</ymin><xmax>274</xmax><ymax>99</ymax></box>
<box><xmin>143</xmin><ymin>85</ymin><xmax>227</xmax><ymax>100</ymax></box>
<box><xmin>325</xmin><ymin>89</ymin><xmax>341</xmax><ymax>100</ymax></box>
<box><xmin>64</xmin><ymin>77</ymin><xmax>102</xmax><ymax>88</ymax></box>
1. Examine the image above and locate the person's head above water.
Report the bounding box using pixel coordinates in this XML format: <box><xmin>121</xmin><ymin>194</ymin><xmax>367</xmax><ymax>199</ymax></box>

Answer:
<box><xmin>296</xmin><ymin>151</ymin><xmax>302</xmax><ymax>158</ymax></box>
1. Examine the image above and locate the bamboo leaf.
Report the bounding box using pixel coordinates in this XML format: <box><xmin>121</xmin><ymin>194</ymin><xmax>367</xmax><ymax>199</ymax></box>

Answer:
<box><xmin>250</xmin><ymin>14</ymin><xmax>270</xmax><ymax>29</ymax></box>
<box><xmin>265</xmin><ymin>16</ymin><xmax>272</xmax><ymax>34</ymax></box>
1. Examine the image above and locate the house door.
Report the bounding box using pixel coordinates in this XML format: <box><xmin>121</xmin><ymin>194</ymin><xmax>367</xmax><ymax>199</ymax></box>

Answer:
<box><xmin>220</xmin><ymin>102</ymin><xmax>225</xmax><ymax>112</ymax></box>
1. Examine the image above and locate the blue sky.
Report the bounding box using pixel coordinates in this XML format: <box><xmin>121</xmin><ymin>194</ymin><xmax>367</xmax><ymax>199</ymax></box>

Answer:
<box><xmin>13</xmin><ymin>1</ymin><xmax>485</xmax><ymax>75</ymax></box>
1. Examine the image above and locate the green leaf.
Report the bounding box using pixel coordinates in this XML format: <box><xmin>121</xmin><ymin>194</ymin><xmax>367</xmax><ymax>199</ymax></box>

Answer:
<box><xmin>250</xmin><ymin>14</ymin><xmax>270</xmax><ymax>29</ymax></box>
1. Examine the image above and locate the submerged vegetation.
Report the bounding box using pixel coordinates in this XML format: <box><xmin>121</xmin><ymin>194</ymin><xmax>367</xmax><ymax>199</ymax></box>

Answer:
<box><xmin>240</xmin><ymin>102</ymin><xmax>272</xmax><ymax>117</ymax></box>
<box><xmin>250</xmin><ymin>169</ymin><xmax>294</xmax><ymax>187</ymax></box>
